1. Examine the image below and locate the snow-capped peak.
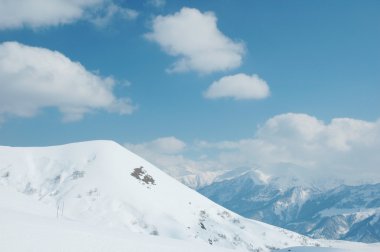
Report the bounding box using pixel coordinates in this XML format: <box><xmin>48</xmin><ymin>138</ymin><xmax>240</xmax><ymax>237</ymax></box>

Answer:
<box><xmin>0</xmin><ymin>140</ymin><xmax>322</xmax><ymax>252</ymax></box>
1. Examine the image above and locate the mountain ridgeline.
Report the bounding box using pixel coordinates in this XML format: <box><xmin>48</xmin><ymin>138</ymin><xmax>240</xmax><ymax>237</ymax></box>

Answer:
<box><xmin>0</xmin><ymin>141</ymin><xmax>324</xmax><ymax>252</ymax></box>
<box><xmin>196</xmin><ymin>170</ymin><xmax>380</xmax><ymax>243</ymax></box>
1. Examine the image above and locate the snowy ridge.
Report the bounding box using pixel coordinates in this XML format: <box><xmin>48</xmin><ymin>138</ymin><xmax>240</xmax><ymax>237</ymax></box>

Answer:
<box><xmin>0</xmin><ymin>140</ymin><xmax>317</xmax><ymax>252</ymax></box>
<box><xmin>179</xmin><ymin>167</ymin><xmax>271</xmax><ymax>189</ymax></box>
<box><xmin>179</xmin><ymin>171</ymin><xmax>222</xmax><ymax>189</ymax></box>
<box><xmin>0</xmin><ymin>141</ymin><xmax>378</xmax><ymax>251</ymax></box>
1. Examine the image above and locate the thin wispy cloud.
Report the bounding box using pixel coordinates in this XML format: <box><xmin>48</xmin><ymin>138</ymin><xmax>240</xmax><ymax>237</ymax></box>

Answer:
<box><xmin>126</xmin><ymin>136</ymin><xmax>187</xmax><ymax>155</ymax></box>
<box><xmin>89</xmin><ymin>2</ymin><xmax>139</xmax><ymax>28</ymax></box>
<box><xmin>148</xmin><ymin>0</ymin><xmax>166</xmax><ymax>8</ymax></box>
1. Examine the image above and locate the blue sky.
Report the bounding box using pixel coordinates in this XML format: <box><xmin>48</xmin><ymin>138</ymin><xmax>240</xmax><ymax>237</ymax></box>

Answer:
<box><xmin>0</xmin><ymin>0</ymin><xmax>380</xmax><ymax>183</ymax></box>
<box><xmin>0</xmin><ymin>0</ymin><xmax>379</xmax><ymax>146</ymax></box>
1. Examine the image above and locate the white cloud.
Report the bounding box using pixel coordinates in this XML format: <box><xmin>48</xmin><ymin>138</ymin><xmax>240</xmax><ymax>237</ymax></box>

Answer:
<box><xmin>0</xmin><ymin>41</ymin><xmax>134</xmax><ymax>122</ymax></box>
<box><xmin>90</xmin><ymin>3</ymin><xmax>138</xmax><ymax>28</ymax></box>
<box><xmin>199</xmin><ymin>113</ymin><xmax>380</xmax><ymax>184</ymax></box>
<box><xmin>204</xmin><ymin>73</ymin><xmax>270</xmax><ymax>100</ymax></box>
<box><xmin>125</xmin><ymin>114</ymin><xmax>380</xmax><ymax>185</ymax></box>
<box><xmin>125</xmin><ymin>137</ymin><xmax>222</xmax><ymax>178</ymax></box>
<box><xmin>134</xmin><ymin>136</ymin><xmax>187</xmax><ymax>154</ymax></box>
<box><xmin>0</xmin><ymin>0</ymin><xmax>138</xmax><ymax>30</ymax></box>
<box><xmin>0</xmin><ymin>0</ymin><xmax>100</xmax><ymax>29</ymax></box>
<box><xmin>126</xmin><ymin>137</ymin><xmax>188</xmax><ymax>177</ymax></box>
<box><xmin>145</xmin><ymin>7</ymin><xmax>245</xmax><ymax>74</ymax></box>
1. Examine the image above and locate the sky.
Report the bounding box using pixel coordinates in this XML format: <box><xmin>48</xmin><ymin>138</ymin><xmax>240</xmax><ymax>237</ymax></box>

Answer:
<box><xmin>0</xmin><ymin>0</ymin><xmax>379</xmax><ymax>183</ymax></box>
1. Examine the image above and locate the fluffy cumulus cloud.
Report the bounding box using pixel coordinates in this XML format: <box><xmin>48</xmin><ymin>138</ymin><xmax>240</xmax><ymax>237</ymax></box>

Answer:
<box><xmin>145</xmin><ymin>7</ymin><xmax>245</xmax><ymax>74</ymax></box>
<box><xmin>204</xmin><ymin>73</ymin><xmax>270</xmax><ymax>100</ymax></box>
<box><xmin>0</xmin><ymin>0</ymin><xmax>137</xmax><ymax>30</ymax></box>
<box><xmin>201</xmin><ymin>114</ymin><xmax>380</xmax><ymax>184</ymax></box>
<box><xmin>125</xmin><ymin>114</ymin><xmax>380</xmax><ymax>185</ymax></box>
<box><xmin>0</xmin><ymin>41</ymin><xmax>134</xmax><ymax>122</ymax></box>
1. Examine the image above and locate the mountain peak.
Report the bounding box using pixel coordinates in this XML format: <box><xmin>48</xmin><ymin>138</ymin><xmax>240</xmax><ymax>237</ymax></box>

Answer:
<box><xmin>0</xmin><ymin>141</ymin><xmax>325</xmax><ymax>251</ymax></box>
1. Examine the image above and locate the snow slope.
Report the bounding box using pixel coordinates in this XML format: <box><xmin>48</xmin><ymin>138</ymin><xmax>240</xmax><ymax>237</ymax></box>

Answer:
<box><xmin>276</xmin><ymin>244</ymin><xmax>380</xmax><ymax>252</ymax></box>
<box><xmin>0</xmin><ymin>186</ymin><xmax>235</xmax><ymax>252</ymax></box>
<box><xmin>0</xmin><ymin>141</ymin><xmax>378</xmax><ymax>252</ymax></box>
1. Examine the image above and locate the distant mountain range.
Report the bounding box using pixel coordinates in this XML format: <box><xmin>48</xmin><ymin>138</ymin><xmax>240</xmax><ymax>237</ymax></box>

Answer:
<box><xmin>192</xmin><ymin>169</ymin><xmax>380</xmax><ymax>243</ymax></box>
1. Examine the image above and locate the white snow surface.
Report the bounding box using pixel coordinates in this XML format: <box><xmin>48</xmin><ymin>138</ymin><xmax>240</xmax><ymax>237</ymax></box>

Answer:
<box><xmin>277</xmin><ymin>244</ymin><xmax>380</xmax><ymax>252</ymax></box>
<box><xmin>0</xmin><ymin>140</ymin><xmax>378</xmax><ymax>252</ymax></box>
<box><xmin>179</xmin><ymin>171</ymin><xmax>223</xmax><ymax>189</ymax></box>
<box><xmin>0</xmin><ymin>186</ymin><xmax>234</xmax><ymax>252</ymax></box>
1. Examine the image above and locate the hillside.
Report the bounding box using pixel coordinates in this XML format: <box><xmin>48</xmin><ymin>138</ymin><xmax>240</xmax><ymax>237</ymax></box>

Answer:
<box><xmin>0</xmin><ymin>141</ymin><xmax>378</xmax><ymax>252</ymax></box>
<box><xmin>0</xmin><ymin>186</ymin><xmax>236</xmax><ymax>252</ymax></box>
<box><xmin>0</xmin><ymin>141</ymin><xmax>317</xmax><ymax>252</ymax></box>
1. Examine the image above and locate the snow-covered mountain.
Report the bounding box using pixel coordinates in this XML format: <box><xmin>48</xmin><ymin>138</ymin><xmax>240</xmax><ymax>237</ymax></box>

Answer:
<box><xmin>197</xmin><ymin>169</ymin><xmax>380</xmax><ymax>243</ymax></box>
<box><xmin>0</xmin><ymin>185</ymin><xmax>235</xmax><ymax>252</ymax></box>
<box><xmin>178</xmin><ymin>171</ymin><xmax>222</xmax><ymax>189</ymax></box>
<box><xmin>2</xmin><ymin>185</ymin><xmax>377</xmax><ymax>252</ymax></box>
<box><xmin>0</xmin><ymin>140</ymin><xmax>323</xmax><ymax>252</ymax></box>
<box><xmin>1</xmin><ymin>141</ymin><xmax>378</xmax><ymax>252</ymax></box>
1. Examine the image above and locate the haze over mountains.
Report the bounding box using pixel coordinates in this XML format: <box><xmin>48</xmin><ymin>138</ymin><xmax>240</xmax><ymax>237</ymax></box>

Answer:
<box><xmin>122</xmin><ymin>113</ymin><xmax>380</xmax><ymax>243</ymax></box>
<box><xmin>1</xmin><ymin>141</ymin><xmax>378</xmax><ymax>252</ymax></box>
<box><xmin>175</xmin><ymin>168</ymin><xmax>380</xmax><ymax>243</ymax></box>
